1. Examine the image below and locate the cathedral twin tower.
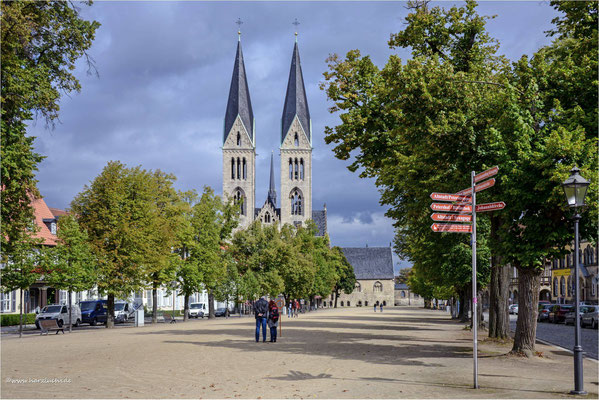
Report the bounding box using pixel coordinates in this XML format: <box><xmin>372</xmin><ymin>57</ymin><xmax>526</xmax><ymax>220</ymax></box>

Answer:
<box><xmin>222</xmin><ymin>35</ymin><xmax>326</xmax><ymax>234</ymax></box>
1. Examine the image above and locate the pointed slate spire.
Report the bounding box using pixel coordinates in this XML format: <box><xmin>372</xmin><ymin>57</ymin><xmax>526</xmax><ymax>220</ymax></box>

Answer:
<box><xmin>224</xmin><ymin>40</ymin><xmax>254</xmax><ymax>144</ymax></box>
<box><xmin>267</xmin><ymin>151</ymin><xmax>277</xmax><ymax>207</ymax></box>
<box><xmin>281</xmin><ymin>42</ymin><xmax>311</xmax><ymax>144</ymax></box>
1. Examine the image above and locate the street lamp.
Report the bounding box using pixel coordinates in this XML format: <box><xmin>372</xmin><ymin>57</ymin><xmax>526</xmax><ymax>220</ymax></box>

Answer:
<box><xmin>562</xmin><ymin>166</ymin><xmax>589</xmax><ymax>396</ymax></box>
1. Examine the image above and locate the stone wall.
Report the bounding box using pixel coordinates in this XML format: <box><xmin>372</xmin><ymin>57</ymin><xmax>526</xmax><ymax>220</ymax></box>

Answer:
<box><xmin>394</xmin><ymin>289</ymin><xmax>425</xmax><ymax>306</ymax></box>
<box><xmin>333</xmin><ymin>279</ymin><xmax>395</xmax><ymax>308</ymax></box>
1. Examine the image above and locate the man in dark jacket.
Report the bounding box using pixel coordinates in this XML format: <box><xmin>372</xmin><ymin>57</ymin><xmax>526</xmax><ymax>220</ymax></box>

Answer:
<box><xmin>254</xmin><ymin>296</ymin><xmax>269</xmax><ymax>342</ymax></box>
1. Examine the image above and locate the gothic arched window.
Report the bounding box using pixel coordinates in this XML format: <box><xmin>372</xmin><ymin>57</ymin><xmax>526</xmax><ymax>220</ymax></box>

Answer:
<box><xmin>234</xmin><ymin>188</ymin><xmax>245</xmax><ymax>216</ymax></box>
<box><xmin>265</xmin><ymin>212</ymin><xmax>271</xmax><ymax>223</ymax></box>
<box><xmin>242</xmin><ymin>158</ymin><xmax>247</xmax><ymax>180</ymax></box>
<box><xmin>553</xmin><ymin>277</ymin><xmax>558</xmax><ymax>296</ymax></box>
<box><xmin>236</xmin><ymin>157</ymin><xmax>241</xmax><ymax>180</ymax></box>
<box><xmin>289</xmin><ymin>158</ymin><xmax>293</xmax><ymax>180</ymax></box>
<box><xmin>373</xmin><ymin>281</ymin><xmax>383</xmax><ymax>292</ymax></box>
<box><xmin>231</xmin><ymin>158</ymin><xmax>235</xmax><ymax>179</ymax></box>
<box><xmin>560</xmin><ymin>277</ymin><xmax>566</xmax><ymax>296</ymax></box>
<box><xmin>340</xmin><ymin>301</ymin><xmax>344</xmax><ymax>307</ymax></box>
<box><xmin>567</xmin><ymin>276</ymin><xmax>572</xmax><ymax>297</ymax></box>
<box><xmin>401</xmin><ymin>291</ymin><xmax>406</xmax><ymax>298</ymax></box>
<box><xmin>237</xmin><ymin>132</ymin><xmax>241</xmax><ymax>146</ymax></box>
<box><xmin>355</xmin><ymin>282</ymin><xmax>361</xmax><ymax>292</ymax></box>
<box><xmin>294</xmin><ymin>158</ymin><xmax>299</xmax><ymax>180</ymax></box>
<box><xmin>300</xmin><ymin>159</ymin><xmax>304</xmax><ymax>180</ymax></box>
<box><xmin>290</xmin><ymin>189</ymin><xmax>303</xmax><ymax>216</ymax></box>
<box><xmin>294</xmin><ymin>132</ymin><xmax>299</xmax><ymax>146</ymax></box>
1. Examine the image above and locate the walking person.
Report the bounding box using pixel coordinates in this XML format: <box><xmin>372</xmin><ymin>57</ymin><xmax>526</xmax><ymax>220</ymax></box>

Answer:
<box><xmin>288</xmin><ymin>302</ymin><xmax>292</xmax><ymax>318</ymax></box>
<box><xmin>294</xmin><ymin>299</ymin><xmax>300</xmax><ymax>317</ymax></box>
<box><xmin>380</xmin><ymin>303</ymin><xmax>383</xmax><ymax>312</ymax></box>
<box><xmin>254</xmin><ymin>296</ymin><xmax>269</xmax><ymax>342</ymax></box>
<box><xmin>374</xmin><ymin>301</ymin><xmax>378</xmax><ymax>312</ymax></box>
<box><xmin>267</xmin><ymin>300</ymin><xmax>279</xmax><ymax>342</ymax></box>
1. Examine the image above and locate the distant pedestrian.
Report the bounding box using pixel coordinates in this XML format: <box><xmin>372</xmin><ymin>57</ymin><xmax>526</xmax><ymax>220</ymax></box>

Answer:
<box><xmin>254</xmin><ymin>296</ymin><xmax>269</xmax><ymax>342</ymax></box>
<box><xmin>294</xmin><ymin>300</ymin><xmax>300</xmax><ymax>317</ymax></box>
<box><xmin>267</xmin><ymin>300</ymin><xmax>279</xmax><ymax>342</ymax></box>
<box><xmin>374</xmin><ymin>301</ymin><xmax>378</xmax><ymax>312</ymax></box>
<box><xmin>288</xmin><ymin>302</ymin><xmax>292</xmax><ymax>318</ymax></box>
<box><xmin>380</xmin><ymin>303</ymin><xmax>383</xmax><ymax>312</ymax></box>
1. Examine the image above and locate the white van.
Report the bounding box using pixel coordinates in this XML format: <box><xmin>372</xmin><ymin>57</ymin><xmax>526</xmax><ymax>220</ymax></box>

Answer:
<box><xmin>114</xmin><ymin>302</ymin><xmax>134</xmax><ymax>323</ymax></box>
<box><xmin>35</xmin><ymin>304</ymin><xmax>82</xmax><ymax>328</ymax></box>
<box><xmin>189</xmin><ymin>303</ymin><xmax>205</xmax><ymax>318</ymax></box>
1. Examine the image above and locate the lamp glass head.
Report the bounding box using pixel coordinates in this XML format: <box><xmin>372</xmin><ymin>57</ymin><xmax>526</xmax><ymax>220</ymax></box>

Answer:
<box><xmin>562</xmin><ymin>166</ymin><xmax>590</xmax><ymax>208</ymax></box>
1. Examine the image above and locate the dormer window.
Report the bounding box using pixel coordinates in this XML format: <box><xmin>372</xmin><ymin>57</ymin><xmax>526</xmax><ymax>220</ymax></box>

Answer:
<box><xmin>294</xmin><ymin>133</ymin><xmax>299</xmax><ymax>147</ymax></box>
<box><xmin>50</xmin><ymin>222</ymin><xmax>57</xmax><ymax>235</ymax></box>
<box><xmin>236</xmin><ymin>132</ymin><xmax>241</xmax><ymax>146</ymax></box>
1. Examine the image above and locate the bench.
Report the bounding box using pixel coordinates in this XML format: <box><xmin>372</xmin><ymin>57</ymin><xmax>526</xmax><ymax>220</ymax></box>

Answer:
<box><xmin>39</xmin><ymin>319</ymin><xmax>65</xmax><ymax>335</ymax></box>
<box><xmin>162</xmin><ymin>314</ymin><xmax>176</xmax><ymax>324</ymax></box>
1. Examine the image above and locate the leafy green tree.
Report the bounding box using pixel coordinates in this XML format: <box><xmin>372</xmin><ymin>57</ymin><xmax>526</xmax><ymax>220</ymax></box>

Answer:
<box><xmin>1</xmin><ymin>1</ymin><xmax>99</xmax><ymax>284</ymax></box>
<box><xmin>396</xmin><ymin>268</ymin><xmax>412</xmax><ymax>284</ymax></box>
<box><xmin>71</xmin><ymin>162</ymin><xmax>174</xmax><ymax>328</ymax></box>
<box><xmin>44</xmin><ymin>214</ymin><xmax>96</xmax><ymax>332</ymax></box>
<box><xmin>0</xmin><ymin>229</ymin><xmax>43</xmax><ymax>338</ymax></box>
<box><xmin>330</xmin><ymin>246</ymin><xmax>356</xmax><ymax>308</ymax></box>
<box><xmin>308</xmin><ymin>235</ymin><xmax>338</xmax><ymax>307</ymax></box>
<box><xmin>145</xmin><ymin>170</ymin><xmax>186</xmax><ymax>324</ymax></box>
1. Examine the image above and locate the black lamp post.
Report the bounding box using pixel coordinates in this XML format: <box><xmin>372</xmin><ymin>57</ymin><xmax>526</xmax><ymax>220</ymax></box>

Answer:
<box><xmin>562</xmin><ymin>166</ymin><xmax>589</xmax><ymax>395</ymax></box>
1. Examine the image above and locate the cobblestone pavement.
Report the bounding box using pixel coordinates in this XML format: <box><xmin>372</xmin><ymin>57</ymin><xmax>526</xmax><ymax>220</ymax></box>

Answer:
<box><xmin>508</xmin><ymin>315</ymin><xmax>599</xmax><ymax>360</ymax></box>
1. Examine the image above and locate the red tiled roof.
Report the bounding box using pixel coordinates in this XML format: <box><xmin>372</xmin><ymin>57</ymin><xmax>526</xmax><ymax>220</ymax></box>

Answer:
<box><xmin>48</xmin><ymin>207</ymin><xmax>67</xmax><ymax>218</ymax></box>
<box><xmin>31</xmin><ymin>196</ymin><xmax>58</xmax><ymax>246</ymax></box>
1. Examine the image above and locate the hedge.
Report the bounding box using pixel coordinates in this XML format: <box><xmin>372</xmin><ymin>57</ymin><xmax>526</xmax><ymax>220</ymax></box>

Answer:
<box><xmin>1</xmin><ymin>313</ymin><xmax>36</xmax><ymax>326</ymax></box>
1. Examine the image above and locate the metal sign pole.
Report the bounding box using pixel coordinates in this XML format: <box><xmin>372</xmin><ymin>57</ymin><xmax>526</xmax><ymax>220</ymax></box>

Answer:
<box><xmin>471</xmin><ymin>171</ymin><xmax>479</xmax><ymax>389</ymax></box>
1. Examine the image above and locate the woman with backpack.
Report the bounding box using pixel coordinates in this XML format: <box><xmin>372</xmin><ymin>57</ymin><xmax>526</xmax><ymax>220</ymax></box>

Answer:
<box><xmin>267</xmin><ymin>300</ymin><xmax>279</xmax><ymax>342</ymax></box>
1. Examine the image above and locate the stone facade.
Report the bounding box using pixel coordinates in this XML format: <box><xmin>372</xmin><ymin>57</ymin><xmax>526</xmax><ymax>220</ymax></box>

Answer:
<box><xmin>280</xmin><ymin>116</ymin><xmax>312</xmax><ymax>227</ymax></box>
<box><xmin>394</xmin><ymin>283</ymin><xmax>425</xmax><ymax>306</ymax></box>
<box><xmin>222</xmin><ymin>115</ymin><xmax>256</xmax><ymax>229</ymax></box>
<box><xmin>334</xmin><ymin>279</ymin><xmax>395</xmax><ymax>308</ymax></box>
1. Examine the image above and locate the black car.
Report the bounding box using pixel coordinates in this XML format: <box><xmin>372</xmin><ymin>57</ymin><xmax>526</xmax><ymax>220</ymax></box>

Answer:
<box><xmin>214</xmin><ymin>308</ymin><xmax>228</xmax><ymax>317</ymax></box>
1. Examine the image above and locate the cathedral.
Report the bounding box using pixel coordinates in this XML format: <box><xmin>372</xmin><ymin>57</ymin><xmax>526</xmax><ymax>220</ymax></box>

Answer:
<box><xmin>222</xmin><ymin>34</ymin><xmax>327</xmax><ymax>236</ymax></box>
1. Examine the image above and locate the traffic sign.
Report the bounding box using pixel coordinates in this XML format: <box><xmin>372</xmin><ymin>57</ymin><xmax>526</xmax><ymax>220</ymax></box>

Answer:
<box><xmin>475</xmin><ymin>201</ymin><xmax>505</xmax><ymax>212</ymax></box>
<box><xmin>431</xmin><ymin>223</ymin><xmax>472</xmax><ymax>233</ymax></box>
<box><xmin>431</xmin><ymin>213</ymin><xmax>472</xmax><ymax>222</ymax></box>
<box><xmin>431</xmin><ymin>203</ymin><xmax>472</xmax><ymax>213</ymax></box>
<box><xmin>430</xmin><ymin>193</ymin><xmax>472</xmax><ymax>202</ymax></box>
<box><xmin>474</xmin><ymin>166</ymin><xmax>499</xmax><ymax>183</ymax></box>
<box><xmin>276</xmin><ymin>297</ymin><xmax>285</xmax><ymax>309</ymax></box>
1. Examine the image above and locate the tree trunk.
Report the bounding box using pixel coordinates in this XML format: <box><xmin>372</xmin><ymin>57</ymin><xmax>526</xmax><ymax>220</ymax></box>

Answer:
<box><xmin>183</xmin><ymin>294</ymin><xmax>189</xmax><ymax>322</ymax></box>
<box><xmin>488</xmin><ymin>262</ymin><xmax>510</xmax><ymax>339</ymax></box>
<box><xmin>477</xmin><ymin>290</ymin><xmax>485</xmax><ymax>329</ymax></box>
<box><xmin>208</xmin><ymin>290</ymin><xmax>215</xmax><ymax>319</ymax></box>
<box><xmin>19</xmin><ymin>289</ymin><xmax>23</xmax><ymax>339</ymax></box>
<box><xmin>334</xmin><ymin>289</ymin><xmax>339</xmax><ymax>308</ymax></box>
<box><xmin>68</xmin><ymin>289</ymin><xmax>72</xmax><ymax>333</ymax></box>
<box><xmin>460</xmin><ymin>287</ymin><xmax>470</xmax><ymax>322</ymax></box>
<box><xmin>511</xmin><ymin>266</ymin><xmax>541</xmax><ymax>357</ymax></box>
<box><xmin>152</xmin><ymin>285</ymin><xmax>158</xmax><ymax>324</ymax></box>
<box><xmin>106</xmin><ymin>294</ymin><xmax>115</xmax><ymax>328</ymax></box>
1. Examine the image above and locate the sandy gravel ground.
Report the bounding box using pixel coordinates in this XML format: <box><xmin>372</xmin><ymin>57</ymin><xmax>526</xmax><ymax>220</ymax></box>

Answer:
<box><xmin>1</xmin><ymin>306</ymin><xmax>597</xmax><ymax>399</ymax></box>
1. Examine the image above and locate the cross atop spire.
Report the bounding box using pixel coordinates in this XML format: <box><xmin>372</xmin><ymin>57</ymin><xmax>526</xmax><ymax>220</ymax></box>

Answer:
<box><xmin>292</xmin><ymin>18</ymin><xmax>300</xmax><ymax>42</ymax></box>
<box><xmin>236</xmin><ymin>18</ymin><xmax>243</xmax><ymax>41</ymax></box>
<box><xmin>267</xmin><ymin>151</ymin><xmax>277</xmax><ymax>207</ymax></box>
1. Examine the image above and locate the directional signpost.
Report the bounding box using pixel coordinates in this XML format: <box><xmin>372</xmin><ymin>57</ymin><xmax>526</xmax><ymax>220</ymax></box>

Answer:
<box><xmin>429</xmin><ymin>166</ymin><xmax>505</xmax><ymax>390</ymax></box>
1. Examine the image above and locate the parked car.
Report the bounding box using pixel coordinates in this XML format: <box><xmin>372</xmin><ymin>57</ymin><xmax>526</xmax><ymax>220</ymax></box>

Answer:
<box><xmin>509</xmin><ymin>304</ymin><xmax>519</xmax><ymax>315</ymax></box>
<box><xmin>537</xmin><ymin>304</ymin><xmax>555</xmax><ymax>322</ymax></box>
<box><xmin>79</xmin><ymin>300</ymin><xmax>108</xmax><ymax>326</ymax></box>
<box><xmin>564</xmin><ymin>306</ymin><xmax>589</xmax><ymax>326</ymax></box>
<box><xmin>35</xmin><ymin>304</ymin><xmax>81</xmax><ymax>328</ymax></box>
<box><xmin>214</xmin><ymin>307</ymin><xmax>228</xmax><ymax>317</ymax></box>
<box><xmin>189</xmin><ymin>303</ymin><xmax>205</xmax><ymax>318</ymax></box>
<box><xmin>114</xmin><ymin>301</ymin><xmax>133</xmax><ymax>323</ymax></box>
<box><xmin>581</xmin><ymin>306</ymin><xmax>598</xmax><ymax>329</ymax></box>
<box><xmin>549</xmin><ymin>304</ymin><xmax>573</xmax><ymax>323</ymax></box>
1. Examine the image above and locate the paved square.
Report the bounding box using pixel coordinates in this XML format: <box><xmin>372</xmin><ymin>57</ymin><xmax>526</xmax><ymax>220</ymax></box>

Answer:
<box><xmin>2</xmin><ymin>307</ymin><xmax>597</xmax><ymax>398</ymax></box>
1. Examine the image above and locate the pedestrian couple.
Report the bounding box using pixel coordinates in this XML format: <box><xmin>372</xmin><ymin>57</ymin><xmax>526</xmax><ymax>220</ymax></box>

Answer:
<box><xmin>288</xmin><ymin>299</ymin><xmax>300</xmax><ymax>317</ymax></box>
<box><xmin>254</xmin><ymin>296</ymin><xmax>279</xmax><ymax>342</ymax></box>
<box><xmin>374</xmin><ymin>301</ymin><xmax>383</xmax><ymax>312</ymax></box>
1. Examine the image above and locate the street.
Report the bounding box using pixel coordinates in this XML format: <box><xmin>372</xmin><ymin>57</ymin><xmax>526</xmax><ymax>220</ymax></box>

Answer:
<box><xmin>508</xmin><ymin>314</ymin><xmax>599</xmax><ymax>360</ymax></box>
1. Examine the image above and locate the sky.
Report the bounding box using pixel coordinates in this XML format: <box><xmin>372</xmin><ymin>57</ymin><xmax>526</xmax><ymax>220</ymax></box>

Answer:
<box><xmin>28</xmin><ymin>1</ymin><xmax>560</xmax><ymax>274</ymax></box>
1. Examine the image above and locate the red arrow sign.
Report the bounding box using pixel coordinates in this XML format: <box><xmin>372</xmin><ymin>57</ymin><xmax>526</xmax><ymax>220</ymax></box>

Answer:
<box><xmin>454</xmin><ymin>178</ymin><xmax>496</xmax><ymax>196</ymax></box>
<box><xmin>430</xmin><ymin>193</ymin><xmax>472</xmax><ymax>202</ymax></box>
<box><xmin>431</xmin><ymin>213</ymin><xmax>473</xmax><ymax>222</ymax></box>
<box><xmin>431</xmin><ymin>223</ymin><xmax>473</xmax><ymax>233</ymax></box>
<box><xmin>475</xmin><ymin>166</ymin><xmax>499</xmax><ymax>183</ymax></box>
<box><xmin>475</xmin><ymin>201</ymin><xmax>506</xmax><ymax>212</ymax></box>
<box><xmin>430</xmin><ymin>203</ymin><xmax>472</xmax><ymax>213</ymax></box>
